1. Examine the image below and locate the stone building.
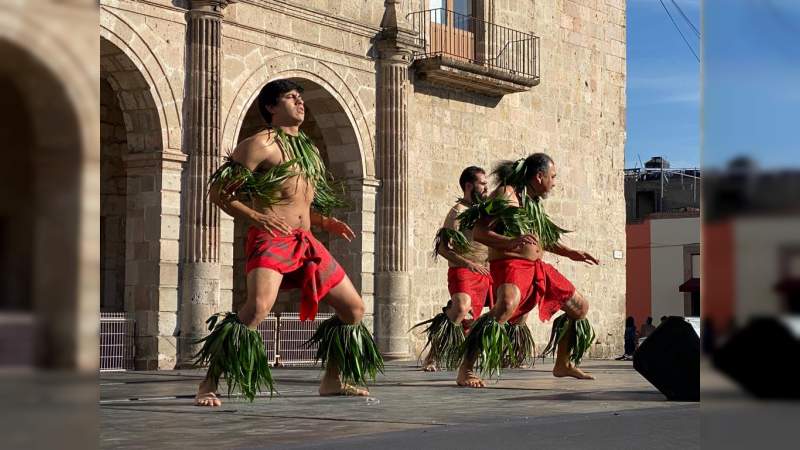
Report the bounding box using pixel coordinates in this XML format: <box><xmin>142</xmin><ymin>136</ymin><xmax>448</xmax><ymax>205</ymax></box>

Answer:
<box><xmin>95</xmin><ymin>0</ymin><xmax>627</xmax><ymax>370</ymax></box>
<box><xmin>624</xmin><ymin>156</ymin><xmax>700</xmax><ymax>223</ymax></box>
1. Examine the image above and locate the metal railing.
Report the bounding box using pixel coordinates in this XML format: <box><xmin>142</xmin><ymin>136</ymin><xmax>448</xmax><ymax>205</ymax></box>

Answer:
<box><xmin>99</xmin><ymin>311</ymin><xmax>334</xmax><ymax>371</ymax></box>
<box><xmin>407</xmin><ymin>8</ymin><xmax>540</xmax><ymax>79</ymax></box>
<box><xmin>259</xmin><ymin>312</ymin><xmax>335</xmax><ymax>367</ymax></box>
<box><xmin>100</xmin><ymin>312</ymin><xmax>134</xmax><ymax>371</ymax></box>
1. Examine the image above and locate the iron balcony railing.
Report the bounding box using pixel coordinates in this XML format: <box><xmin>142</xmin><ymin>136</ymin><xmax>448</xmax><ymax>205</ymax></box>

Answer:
<box><xmin>407</xmin><ymin>8</ymin><xmax>540</xmax><ymax>79</ymax></box>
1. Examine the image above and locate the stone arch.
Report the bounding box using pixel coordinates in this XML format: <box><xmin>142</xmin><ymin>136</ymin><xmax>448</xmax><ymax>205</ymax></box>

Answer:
<box><xmin>100</xmin><ymin>10</ymin><xmax>182</xmax><ymax>152</ymax></box>
<box><xmin>100</xmin><ymin>36</ymin><xmax>182</xmax><ymax>370</ymax></box>
<box><xmin>0</xmin><ymin>34</ymin><xmax>87</xmax><ymax>369</ymax></box>
<box><xmin>222</xmin><ymin>54</ymin><xmax>375</xmax><ymax>179</ymax></box>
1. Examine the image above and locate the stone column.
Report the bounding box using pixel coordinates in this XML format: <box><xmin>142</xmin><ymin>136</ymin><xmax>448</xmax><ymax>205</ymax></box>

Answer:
<box><xmin>176</xmin><ymin>0</ymin><xmax>234</xmax><ymax>367</ymax></box>
<box><xmin>373</xmin><ymin>1</ymin><xmax>418</xmax><ymax>359</ymax></box>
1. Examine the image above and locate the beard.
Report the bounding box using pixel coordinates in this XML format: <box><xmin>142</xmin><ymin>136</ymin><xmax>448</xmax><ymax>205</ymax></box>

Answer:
<box><xmin>472</xmin><ymin>189</ymin><xmax>487</xmax><ymax>203</ymax></box>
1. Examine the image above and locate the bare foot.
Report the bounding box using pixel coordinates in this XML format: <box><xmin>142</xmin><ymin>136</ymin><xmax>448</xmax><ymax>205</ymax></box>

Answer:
<box><xmin>553</xmin><ymin>365</ymin><xmax>595</xmax><ymax>380</ymax></box>
<box><xmin>319</xmin><ymin>382</ymin><xmax>370</xmax><ymax>396</ymax></box>
<box><xmin>456</xmin><ymin>367</ymin><xmax>486</xmax><ymax>388</ymax></box>
<box><xmin>195</xmin><ymin>379</ymin><xmax>222</xmax><ymax>406</ymax></box>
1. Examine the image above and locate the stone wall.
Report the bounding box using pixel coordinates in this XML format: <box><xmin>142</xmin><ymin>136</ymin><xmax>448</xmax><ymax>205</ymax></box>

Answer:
<box><xmin>98</xmin><ymin>0</ymin><xmax>627</xmax><ymax>364</ymax></box>
<box><xmin>408</xmin><ymin>0</ymin><xmax>627</xmax><ymax>358</ymax></box>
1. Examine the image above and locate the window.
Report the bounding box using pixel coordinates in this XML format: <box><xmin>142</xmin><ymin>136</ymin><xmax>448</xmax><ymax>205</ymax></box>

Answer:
<box><xmin>427</xmin><ymin>0</ymin><xmax>477</xmax><ymax>60</ymax></box>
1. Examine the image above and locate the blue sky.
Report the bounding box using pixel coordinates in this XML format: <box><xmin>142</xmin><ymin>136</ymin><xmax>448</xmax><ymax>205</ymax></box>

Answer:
<box><xmin>703</xmin><ymin>0</ymin><xmax>800</xmax><ymax>169</ymax></box>
<box><xmin>626</xmin><ymin>0</ymin><xmax>701</xmax><ymax>169</ymax></box>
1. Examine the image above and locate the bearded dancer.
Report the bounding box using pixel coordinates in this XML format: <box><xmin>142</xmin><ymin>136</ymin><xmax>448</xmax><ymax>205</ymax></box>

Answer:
<box><xmin>411</xmin><ymin>166</ymin><xmax>492</xmax><ymax>372</ymax></box>
<box><xmin>455</xmin><ymin>153</ymin><xmax>599</xmax><ymax>388</ymax></box>
<box><xmin>194</xmin><ymin>79</ymin><xmax>383</xmax><ymax>406</ymax></box>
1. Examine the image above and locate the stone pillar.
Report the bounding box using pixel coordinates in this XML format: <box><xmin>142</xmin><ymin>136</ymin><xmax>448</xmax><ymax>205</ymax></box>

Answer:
<box><xmin>373</xmin><ymin>1</ymin><xmax>418</xmax><ymax>359</ymax></box>
<box><xmin>176</xmin><ymin>0</ymin><xmax>234</xmax><ymax>367</ymax></box>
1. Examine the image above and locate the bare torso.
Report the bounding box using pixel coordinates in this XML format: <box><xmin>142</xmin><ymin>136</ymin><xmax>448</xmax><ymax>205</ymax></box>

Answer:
<box><xmin>235</xmin><ymin>129</ymin><xmax>314</xmax><ymax>230</ymax></box>
<box><xmin>444</xmin><ymin>202</ymin><xmax>489</xmax><ymax>268</ymax></box>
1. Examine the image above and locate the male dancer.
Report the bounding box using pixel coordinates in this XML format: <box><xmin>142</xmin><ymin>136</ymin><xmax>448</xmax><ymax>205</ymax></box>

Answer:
<box><xmin>456</xmin><ymin>153</ymin><xmax>599</xmax><ymax>388</ymax></box>
<box><xmin>414</xmin><ymin>166</ymin><xmax>492</xmax><ymax>371</ymax></box>
<box><xmin>194</xmin><ymin>79</ymin><xmax>383</xmax><ymax>406</ymax></box>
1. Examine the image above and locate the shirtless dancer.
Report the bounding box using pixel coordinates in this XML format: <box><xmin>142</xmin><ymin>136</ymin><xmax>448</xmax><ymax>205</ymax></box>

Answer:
<box><xmin>456</xmin><ymin>153</ymin><xmax>599</xmax><ymax>387</ymax></box>
<box><xmin>195</xmin><ymin>79</ymin><xmax>383</xmax><ymax>406</ymax></box>
<box><xmin>414</xmin><ymin>166</ymin><xmax>492</xmax><ymax>372</ymax></box>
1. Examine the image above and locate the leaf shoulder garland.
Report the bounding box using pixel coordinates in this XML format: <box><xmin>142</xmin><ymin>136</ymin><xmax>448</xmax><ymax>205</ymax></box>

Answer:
<box><xmin>274</xmin><ymin>129</ymin><xmax>347</xmax><ymax>216</ymax></box>
<box><xmin>208</xmin><ymin>129</ymin><xmax>346</xmax><ymax>216</ymax></box>
<box><xmin>456</xmin><ymin>194</ymin><xmax>569</xmax><ymax>251</ymax></box>
<box><xmin>432</xmin><ymin>227</ymin><xmax>472</xmax><ymax>260</ymax></box>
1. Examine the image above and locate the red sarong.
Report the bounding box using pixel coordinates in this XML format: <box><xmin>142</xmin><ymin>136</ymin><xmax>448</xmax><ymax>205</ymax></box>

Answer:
<box><xmin>245</xmin><ymin>227</ymin><xmax>345</xmax><ymax>321</ymax></box>
<box><xmin>489</xmin><ymin>257</ymin><xmax>575</xmax><ymax>324</ymax></box>
<box><xmin>447</xmin><ymin>267</ymin><xmax>494</xmax><ymax>319</ymax></box>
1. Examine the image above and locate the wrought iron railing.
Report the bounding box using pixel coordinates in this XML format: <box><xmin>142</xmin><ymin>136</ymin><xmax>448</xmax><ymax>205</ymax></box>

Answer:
<box><xmin>407</xmin><ymin>8</ymin><xmax>540</xmax><ymax>79</ymax></box>
<box><xmin>100</xmin><ymin>312</ymin><xmax>134</xmax><ymax>371</ymax></box>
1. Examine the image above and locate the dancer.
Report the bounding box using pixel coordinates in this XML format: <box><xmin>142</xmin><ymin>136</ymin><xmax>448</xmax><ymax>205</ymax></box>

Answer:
<box><xmin>412</xmin><ymin>166</ymin><xmax>492</xmax><ymax>371</ymax></box>
<box><xmin>456</xmin><ymin>153</ymin><xmax>599</xmax><ymax>388</ymax></box>
<box><xmin>194</xmin><ymin>79</ymin><xmax>383</xmax><ymax>406</ymax></box>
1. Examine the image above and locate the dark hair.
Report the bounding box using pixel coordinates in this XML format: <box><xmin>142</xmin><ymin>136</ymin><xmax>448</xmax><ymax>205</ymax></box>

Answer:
<box><xmin>491</xmin><ymin>152</ymin><xmax>554</xmax><ymax>187</ymax></box>
<box><xmin>646</xmin><ymin>316</ymin><xmax>653</xmax><ymax>325</ymax></box>
<box><xmin>660</xmin><ymin>315</ymin><xmax>668</xmax><ymax>322</ymax></box>
<box><xmin>459</xmin><ymin>166</ymin><xmax>485</xmax><ymax>191</ymax></box>
<box><xmin>257</xmin><ymin>79</ymin><xmax>304</xmax><ymax>124</ymax></box>
<box><xmin>626</xmin><ymin>316</ymin><xmax>635</xmax><ymax>328</ymax></box>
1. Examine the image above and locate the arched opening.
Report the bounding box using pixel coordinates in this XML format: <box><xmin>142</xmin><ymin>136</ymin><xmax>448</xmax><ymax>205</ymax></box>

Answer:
<box><xmin>100</xmin><ymin>37</ymin><xmax>175</xmax><ymax>370</ymax></box>
<box><xmin>0</xmin><ymin>38</ymin><xmax>83</xmax><ymax>368</ymax></box>
<box><xmin>230</xmin><ymin>78</ymin><xmax>371</xmax><ymax>318</ymax></box>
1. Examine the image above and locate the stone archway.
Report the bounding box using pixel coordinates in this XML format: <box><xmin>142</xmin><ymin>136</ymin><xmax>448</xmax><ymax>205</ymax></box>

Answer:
<box><xmin>0</xmin><ymin>38</ymin><xmax>84</xmax><ymax>369</ymax></box>
<box><xmin>100</xmin><ymin>36</ymin><xmax>183</xmax><ymax>370</ymax></box>
<box><xmin>227</xmin><ymin>77</ymin><xmax>378</xmax><ymax>326</ymax></box>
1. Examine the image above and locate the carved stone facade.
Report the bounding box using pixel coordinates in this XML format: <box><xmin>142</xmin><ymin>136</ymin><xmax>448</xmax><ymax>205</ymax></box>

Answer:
<box><xmin>92</xmin><ymin>0</ymin><xmax>627</xmax><ymax>369</ymax></box>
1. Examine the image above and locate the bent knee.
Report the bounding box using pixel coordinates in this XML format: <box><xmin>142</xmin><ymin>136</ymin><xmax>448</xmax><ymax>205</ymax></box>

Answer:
<box><xmin>451</xmin><ymin>296</ymin><xmax>471</xmax><ymax>316</ymax></box>
<box><xmin>563</xmin><ymin>292</ymin><xmax>589</xmax><ymax>320</ymax></box>
<box><xmin>253</xmin><ymin>297</ymin><xmax>273</xmax><ymax>320</ymax></box>
<box><xmin>337</xmin><ymin>302</ymin><xmax>365</xmax><ymax>325</ymax></box>
<box><xmin>496</xmin><ymin>284</ymin><xmax>521</xmax><ymax>311</ymax></box>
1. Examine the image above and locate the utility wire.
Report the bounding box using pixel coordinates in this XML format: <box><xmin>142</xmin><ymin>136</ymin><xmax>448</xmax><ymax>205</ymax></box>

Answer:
<box><xmin>658</xmin><ymin>0</ymin><xmax>700</xmax><ymax>62</ymax></box>
<box><xmin>670</xmin><ymin>0</ymin><xmax>701</xmax><ymax>38</ymax></box>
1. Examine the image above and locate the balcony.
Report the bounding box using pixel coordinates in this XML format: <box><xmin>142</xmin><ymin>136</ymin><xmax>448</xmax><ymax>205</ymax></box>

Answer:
<box><xmin>407</xmin><ymin>8</ymin><xmax>540</xmax><ymax>97</ymax></box>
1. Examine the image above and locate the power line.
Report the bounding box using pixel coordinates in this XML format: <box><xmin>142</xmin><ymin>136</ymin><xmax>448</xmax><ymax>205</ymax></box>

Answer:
<box><xmin>670</xmin><ymin>0</ymin><xmax>701</xmax><ymax>38</ymax></box>
<box><xmin>658</xmin><ymin>0</ymin><xmax>700</xmax><ymax>62</ymax></box>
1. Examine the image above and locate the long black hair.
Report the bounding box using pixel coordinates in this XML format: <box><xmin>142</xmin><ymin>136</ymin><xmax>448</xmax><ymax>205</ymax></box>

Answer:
<box><xmin>491</xmin><ymin>153</ymin><xmax>553</xmax><ymax>189</ymax></box>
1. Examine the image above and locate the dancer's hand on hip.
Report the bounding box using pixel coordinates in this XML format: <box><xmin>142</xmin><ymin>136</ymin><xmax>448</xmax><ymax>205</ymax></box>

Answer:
<box><xmin>250</xmin><ymin>211</ymin><xmax>292</xmax><ymax>236</ymax></box>
<box><xmin>506</xmin><ymin>234</ymin><xmax>538</xmax><ymax>250</ymax></box>
<box><xmin>468</xmin><ymin>262</ymin><xmax>490</xmax><ymax>276</ymax></box>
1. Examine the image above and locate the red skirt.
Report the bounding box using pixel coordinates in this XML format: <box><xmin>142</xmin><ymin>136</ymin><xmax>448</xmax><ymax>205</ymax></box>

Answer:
<box><xmin>246</xmin><ymin>227</ymin><xmax>345</xmax><ymax>321</ymax></box>
<box><xmin>447</xmin><ymin>267</ymin><xmax>494</xmax><ymax>319</ymax></box>
<box><xmin>489</xmin><ymin>258</ymin><xmax>575</xmax><ymax>324</ymax></box>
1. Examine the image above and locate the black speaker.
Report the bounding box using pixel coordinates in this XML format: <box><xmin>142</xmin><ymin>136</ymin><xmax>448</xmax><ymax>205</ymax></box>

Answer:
<box><xmin>713</xmin><ymin>317</ymin><xmax>800</xmax><ymax>398</ymax></box>
<box><xmin>633</xmin><ymin>316</ymin><xmax>700</xmax><ymax>401</ymax></box>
